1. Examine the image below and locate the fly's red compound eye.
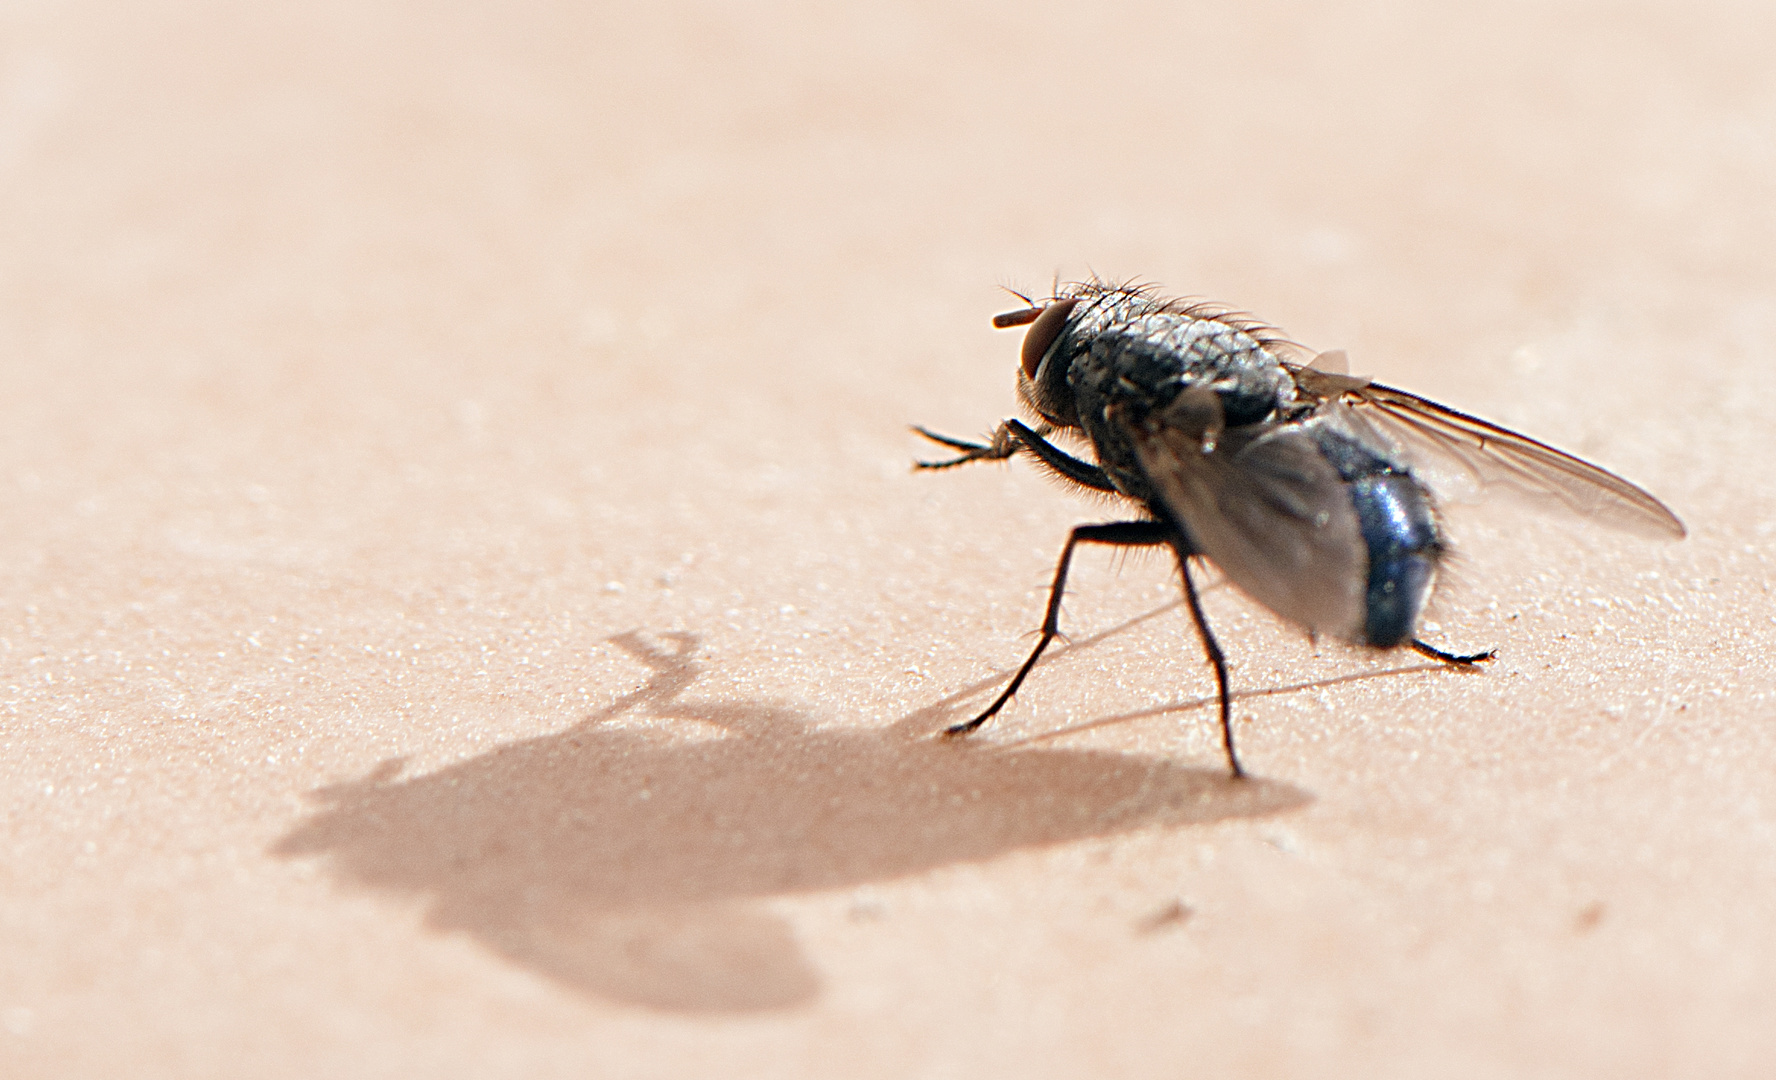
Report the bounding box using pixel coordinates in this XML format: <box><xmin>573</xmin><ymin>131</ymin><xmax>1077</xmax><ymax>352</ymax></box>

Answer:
<box><xmin>1002</xmin><ymin>298</ymin><xmax>1079</xmax><ymax>379</ymax></box>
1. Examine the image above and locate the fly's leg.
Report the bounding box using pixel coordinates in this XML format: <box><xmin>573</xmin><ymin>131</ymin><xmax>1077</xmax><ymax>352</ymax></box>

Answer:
<box><xmin>1409</xmin><ymin>639</ymin><xmax>1497</xmax><ymax>665</ymax></box>
<box><xmin>1178</xmin><ymin>552</ymin><xmax>1244</xmax><ymax>780</ymax></box>
<box><xmin>912</xmin><ymin>422</ymin><xmax>1033</xmax><ymax>469</ymax></box>
<box><xmin>1002</xmin><ymin>419</ymin><xmax>1117</xmax><ymax>492</ymax></box>
<box><xmin>915</xmin><ymin>420</ymin><xmax>1117</xmax><ymax>493</ymax></box>
<box><xmin>946</xmin><ymin>520</ymin><xmax>1178</xmax><ymax>737</ymax></box>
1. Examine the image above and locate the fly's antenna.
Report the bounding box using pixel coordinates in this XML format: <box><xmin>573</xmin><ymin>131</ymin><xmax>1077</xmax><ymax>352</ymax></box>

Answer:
<box><xmin>991</xmin><ymin>282</ymin><xmax>1046</xmax><ymax>329</ymax></box>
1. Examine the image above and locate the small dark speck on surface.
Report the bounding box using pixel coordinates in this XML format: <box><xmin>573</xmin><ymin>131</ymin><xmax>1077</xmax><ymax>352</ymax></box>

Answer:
<box><xmin>1138</xmin><ymin>898</ymin><xmax>1192</xmax><ymax>933</ymax></box>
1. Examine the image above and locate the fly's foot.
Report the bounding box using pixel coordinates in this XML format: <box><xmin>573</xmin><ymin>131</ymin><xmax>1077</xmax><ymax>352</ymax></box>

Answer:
<box><xmin>1410</xmin><ymin>639</ymin><xmax>1497</xmax><ymax>666</ymax></box>
<box><xmin>942</xmin><ymin>709</ymin><xmax>996</xmax><ymax>737</ymax></box>
<box><xmin>912</xmin><ymin>422</ymin><xmax>1034</xmax><ymax>470</ymax></box>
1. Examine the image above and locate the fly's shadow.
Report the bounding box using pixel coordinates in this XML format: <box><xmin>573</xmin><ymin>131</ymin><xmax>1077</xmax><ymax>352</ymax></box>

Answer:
<box><xmin>273</xmin><ymin>630</ymin><xmax>1309</xmax><ymax>1013</ymax></box>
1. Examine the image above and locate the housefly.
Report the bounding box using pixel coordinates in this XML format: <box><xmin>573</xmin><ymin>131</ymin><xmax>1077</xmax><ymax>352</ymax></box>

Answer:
<box><xmin>916</xmin><ymin>279</ymin><xmax>1685</xmax><ymax>778</ymax></box>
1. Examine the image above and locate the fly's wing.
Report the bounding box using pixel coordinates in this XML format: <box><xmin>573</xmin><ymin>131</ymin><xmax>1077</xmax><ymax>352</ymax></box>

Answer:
<box><xmin>1293</xmin><ymin>366</ymin><xmax>1686</xmax><ymax>540</ymax></box>
<box><xmin>1128</xmin><ymin>392</ymin><xmax>1370</xmax><ymax>643</ymax></box>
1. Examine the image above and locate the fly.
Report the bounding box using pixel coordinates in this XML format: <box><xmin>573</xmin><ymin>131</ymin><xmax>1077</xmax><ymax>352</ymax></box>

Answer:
<box><xmin>916</xmin><ymin>279</ymin><xmax>1685</xmax><ymax>779</ymax></box>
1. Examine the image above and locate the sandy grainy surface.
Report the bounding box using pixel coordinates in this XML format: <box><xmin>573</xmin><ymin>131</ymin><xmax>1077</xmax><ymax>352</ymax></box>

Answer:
<box><xmin>3</xmin><ymin>1</ymin><xmax>1774</xmax><ymax>1076</ymax></box>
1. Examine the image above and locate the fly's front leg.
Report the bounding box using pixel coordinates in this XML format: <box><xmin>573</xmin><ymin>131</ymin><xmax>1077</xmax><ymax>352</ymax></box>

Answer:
<box><xmin>946</xmin><ymin>520</ymin><xmax>1178</xmax><ymax>737</ymax></box>
<box><xmin>1002</xmin><ymin>419</ymin><xmax>1118</xmax><ymax>492</ymax></box>
<box><xmin>912</xmin><ymin>421</ymin><xmax>1033</xmax><ymax>469</ymax></box>
<box><xmin>915</xmin><ymin>419</ymin><xmax>1117</xmax><ymax>493</ymax></box>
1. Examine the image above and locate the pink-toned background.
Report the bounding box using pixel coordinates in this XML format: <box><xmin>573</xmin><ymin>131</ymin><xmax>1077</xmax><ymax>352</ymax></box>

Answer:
<box><xmin>4</xmin><ymin>2</ymin><xmax>1773</xmax><ymax>1076</ymax></box>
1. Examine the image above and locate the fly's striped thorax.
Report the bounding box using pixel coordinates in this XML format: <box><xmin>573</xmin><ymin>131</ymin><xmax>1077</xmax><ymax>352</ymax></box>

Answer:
<box><xmin>1061</xmin><ymin>301</ymin><xmax>1298</xmax><ymax>502</ymax></box>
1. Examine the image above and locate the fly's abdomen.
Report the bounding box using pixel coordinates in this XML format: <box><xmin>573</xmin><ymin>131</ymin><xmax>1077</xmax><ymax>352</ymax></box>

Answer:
<box><xmin>1349</xmin><ymin>474</ymin><xmax>1442</xmax><ymax>647</ymax></box>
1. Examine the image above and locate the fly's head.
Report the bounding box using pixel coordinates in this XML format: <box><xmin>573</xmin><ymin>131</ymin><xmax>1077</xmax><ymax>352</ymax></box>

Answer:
<box><xmin>995</xmin><ymin>295</ymin><xmax>1083</xmax><ymax>430</ymax></box>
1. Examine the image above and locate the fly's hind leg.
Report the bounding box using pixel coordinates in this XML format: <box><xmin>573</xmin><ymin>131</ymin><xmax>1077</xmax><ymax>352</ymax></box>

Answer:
<box><xmin>1409</xmin><ymin>639</ymin><xmax>1497</xmax><ymax>665</ymax></box>
<box><xmin>946</xmin><ymin>520</ymin><xmax>1178</xmax><ymax>737</ymax></box>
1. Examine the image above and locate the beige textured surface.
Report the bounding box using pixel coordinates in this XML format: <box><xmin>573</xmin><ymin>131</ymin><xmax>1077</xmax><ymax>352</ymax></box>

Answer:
<box><xmin>4</xmin><ymin>2</ymin><xmax>1775</xmax><ymax>1076</ymax></box>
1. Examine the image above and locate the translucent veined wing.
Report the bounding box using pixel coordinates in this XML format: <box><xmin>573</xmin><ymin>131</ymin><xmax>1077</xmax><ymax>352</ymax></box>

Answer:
<box><xmin>1292</xmin><ymin>364</ymin><xmax>1686</xmax><ymax>540</ymax></box>
<box><xmin>1127</xmin><ymin>392</ymin><xmax>1370</xmax><ymax>643</ymax></box>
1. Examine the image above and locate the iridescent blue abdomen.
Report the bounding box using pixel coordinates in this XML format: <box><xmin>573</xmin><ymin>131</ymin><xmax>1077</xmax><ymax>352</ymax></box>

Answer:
<box><xmin>1349</xmin><ymin>474</ymin><xmax>1441</xmax><ymax>647</ymax></box>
